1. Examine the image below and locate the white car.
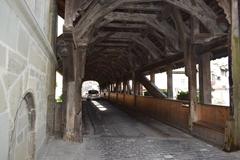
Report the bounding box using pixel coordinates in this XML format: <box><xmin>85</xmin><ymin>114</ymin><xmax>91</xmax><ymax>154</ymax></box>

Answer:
<box><xmin>87</xmin><ymin>90</ymin><xmax>100</xmax><ymax>100</ymax></box>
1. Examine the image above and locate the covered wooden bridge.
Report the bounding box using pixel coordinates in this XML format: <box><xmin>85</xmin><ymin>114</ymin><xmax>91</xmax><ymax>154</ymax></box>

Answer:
<box><xmin>55</xmin><ymin>0</ymin><xmax>240</xmax><ymax>151</ymax></box>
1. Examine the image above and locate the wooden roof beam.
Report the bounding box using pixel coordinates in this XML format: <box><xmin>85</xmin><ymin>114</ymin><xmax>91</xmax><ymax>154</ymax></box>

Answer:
<box><xmin>104</xmin><ymin>12</ymin><xmax>179</xmax><ymax>50</ymax></box>
<box><xmin>73</xmin><ymin>0</ymin><xmax>224</xmax><ymax>45</ymax></box>
<box><xmin>132</xmin><ymin>36</ymin><xmax>164</xmax><ymax>59</ymax></box>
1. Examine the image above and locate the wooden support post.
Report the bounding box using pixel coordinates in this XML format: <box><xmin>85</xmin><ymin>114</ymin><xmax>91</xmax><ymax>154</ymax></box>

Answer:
<box><xmin>132</xmin><ymin>73</ymin><xmax>136</xmax><ymax>96</ymax></box>
<box><xmin>113</xmin><ymin>83</ymin><xmax>116</xmax><ymax>92</ymax></box>
<box><xmin>123</xmin><ymin>81</ymin><xmax>127</xmax><ymax>94</ymax></box>
<box><xmin>64</xmin><ymin>0</ymin><xmax>74</xmax><ymax>29</ymax></box>
<box><xmin>57</xmin><ymin>29</ymin><xmax>75</xmax><ymax>137</ymax></box>
<box><xmin>61</xmin><ymin>51</ymin><xmax>68</xmax><ymax>135</ymax></box>
<box><xmin>199</xmin><ymin>53</ymin><xmax>212</xmax><ymax>104</ymax></box>
<box><xmin>167</xmin><ymin>68</ymin><xmax>173</xmax><ymax>98</ymax></box>
<box><xmin>132</xmin><ymin>72</ymin><xmax>138</xmax><ymax>107</ymax></box>
<box><xmin>186</xmin><ymin>17</ymin><xmax>198</xmax><ymax>129</ymax></box>
<box><xmin>116</xmin><ymin>81</ymin><xmax>119</xmax><ymax>101</ymax></box>
<box><xmin>187</xmin><ymin>44</ymin><xmax>198</xmax><ymax>129</ymax></box>
<box><xmin>107</xmin><ymin>84</ymin><xmax>110</xmax><ymax>100</ymax></box>
<box><xmin>173</xmin><ymin>8</ymin><xmax>198</xmax><ymax>129</ymax></box>
<box><xmin>136</xmin><ymin>82</ymin><xmax>141</xmax><ymax>96</ymax></box>
<box><xmin>64</xmin><ymin>43</ymin><xmax>87</xmax><ymax>142</ymax></box>
<box><xmin>224</xmin><ymin>0</ymin><xmax>240</xmax><ymax>151</ymax></box>
<box><xmin>150</xmin><ymin>73</ymin><xmax>155</xmax><ymax>84</ymax></box>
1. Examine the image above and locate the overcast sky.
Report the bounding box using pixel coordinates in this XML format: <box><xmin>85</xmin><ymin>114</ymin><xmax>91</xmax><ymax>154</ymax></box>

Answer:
<box><xmin>58</xmin><ymin>16</ymin><xmax>64</xmax><ymax>36</ymax></box>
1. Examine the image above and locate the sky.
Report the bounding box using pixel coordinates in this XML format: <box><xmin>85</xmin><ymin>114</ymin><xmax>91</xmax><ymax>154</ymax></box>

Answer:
<box><xmin>58</xmin><ymin>16</ymin><xmax>64</xmax><ymax>36</ymax></box>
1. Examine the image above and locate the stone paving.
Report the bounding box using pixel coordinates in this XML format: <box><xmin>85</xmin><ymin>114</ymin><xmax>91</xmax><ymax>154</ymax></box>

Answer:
<box><xmin>39</xmin><ymin>100</ymin><xmax>240</xmax><ymax>160</ymax></box>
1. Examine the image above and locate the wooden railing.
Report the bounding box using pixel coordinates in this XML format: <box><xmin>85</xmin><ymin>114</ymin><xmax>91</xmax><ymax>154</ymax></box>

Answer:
<box><xmin>105</xmin><ymin>93</ymin><xmax>190</xmax><ymax>131</ymax></box>
<box><xmin>102</xmin><ymin>92</ymin><xmax>231</xmax><ymax>146</ymax></box>
<box><xmin>192</xmin><ymin>103</ymin><xmax>230</xmax><ymax>146</ymax></box>
<box><xmin>109</xmin><ymin>93</ymin><xmax>117</xmax><ymax>102</ymax></box>
<box><xmin>104</xmin><ymin>93</ymin><xmax>230</xmax><ymax>130</ymax></box>
<box><xmin>136</xmin><ymin>96</ymin><xmax>190</xmax><ymax>131</ymax></box>
<box><xmin>195</xmin><ymin>103</ymin><xmax>229</xmax><ymax>132</ymax></box>
<box><xmin>123</xmin><ymin>94</ymin><xmax>135</xmax><ymax>109</ymax></box>
<box><xmin>117</xmin><ymin>94</ymin><xmax>124</xmax><ymax>105</ymax></box>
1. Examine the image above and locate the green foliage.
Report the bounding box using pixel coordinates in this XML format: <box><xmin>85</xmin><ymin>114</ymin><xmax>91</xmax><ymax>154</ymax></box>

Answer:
<box><xmin>177</xmin><ymin>91</ymin><xmax>189</xmax><ymax>101</ymax></box>
<box><xmin>144</xmin><ymin>91</ymin><xmax>151</xmax><ymax>96</ymax></box>
<box><xmin>56</xmin><ymin>94</ymin><xmax>63</xmax><ymax>103</ymax></box>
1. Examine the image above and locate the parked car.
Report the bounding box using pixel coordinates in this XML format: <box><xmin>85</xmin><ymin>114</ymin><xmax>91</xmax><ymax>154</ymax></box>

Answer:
<box><xmin>87</xmin><ymin>90</ymin><xmax>100</xmax><ymax>100</ymax></box>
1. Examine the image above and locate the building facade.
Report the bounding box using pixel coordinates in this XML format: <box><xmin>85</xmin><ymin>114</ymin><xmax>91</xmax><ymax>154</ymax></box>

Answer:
<box><xmin>0</xmin><ymin>0</ymin><xmax>57</xmax><ymax>159</ymax></box>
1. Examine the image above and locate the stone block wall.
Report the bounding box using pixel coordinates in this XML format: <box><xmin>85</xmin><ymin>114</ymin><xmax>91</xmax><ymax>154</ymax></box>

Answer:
<box><xmin>0</xmin><ymin>0</ymin><xmax>57</xmax><ymax>160</ymax></box>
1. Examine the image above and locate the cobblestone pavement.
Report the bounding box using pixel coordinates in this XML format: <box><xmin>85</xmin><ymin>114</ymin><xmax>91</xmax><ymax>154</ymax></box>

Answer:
<box><xmin>39</xmin><ymin>100</ymin><xmax>240</xmax><ymax>160</ymax></box>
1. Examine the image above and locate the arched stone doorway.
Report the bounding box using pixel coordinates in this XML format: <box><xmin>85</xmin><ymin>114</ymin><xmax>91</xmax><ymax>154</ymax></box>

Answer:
<box><xmin>8</xmin><ymin>93</ymin><xmax>36</xmax><ymax>160</ymax></box>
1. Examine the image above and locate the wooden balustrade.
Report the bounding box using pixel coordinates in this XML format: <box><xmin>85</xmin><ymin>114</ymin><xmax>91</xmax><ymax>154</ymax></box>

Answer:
<box><xmin>104</xmin><ymin>93</ymin><xmax>190</xmax><ymax>131</ymax></box>
<box><xmin>196</xmin><ymin>104</ymin><xmax>229</xmax><ymax>131</ymax></box>
<box><xmin>103</xmin><ymin>92</ymin><xmax>230</xmax><ymax>146</ymax></box>
<box><xmin>136</xmin><ymin>96</ymin><xmax>190</xmax><ymax>131</ymax></box>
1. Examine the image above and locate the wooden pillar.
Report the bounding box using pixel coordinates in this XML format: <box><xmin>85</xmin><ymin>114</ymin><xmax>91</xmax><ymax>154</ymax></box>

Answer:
<box><xmin>107</xmin><ymin>84</ymin><xmax>110</xmax><ymax>100</ymax></box>
<box><xmin>58</xmin><ymin>29</ymin><xmax>75</xmax><ymax>138</ymax></box>
<box><xmin>187</xmin><ymin>45</ymin><xmax>197</xmax><ymax>129</ymax></box>
<box><xmin>64</xmin><ymin>42</ymin><xmax>87</xmax><ymax>142</ymax></box>
<box><xmin>132</xmin><ymin>72</ymin><xmax>137</xmax><ymax>107</ymax></box>
<box><xmin>136</xmin><ymin>82</ymin><xmax>141</xmax><ymax>96</ymax></box>
<box><xmin>199</xmin><ymin>53</ymin><xmax>212</xmax><ymax>104</ymax></box>
<box><xmin>132</xmin><ymin>73</ymin><xmax>136</xmax><ymax>95</ymax></box>
<box><xmin>116</xmin><ymin>82</ymin><xmax>119</xmax><ymax>102</ymax></box>
<box><xmin>64</xmin><ymin>0</ymin><xmax>73</xmax><ymax>29</ymax></box>
<box><xmin>123</xmin><ymin>81</ymin><xmax>127</xmax><ymax>94</ymax></box>
<box><xmin>167</xmin><ymin>68</ymin><xmax>173</xmax><ymax>98</ymax></box>
<box><xmin>61</xmin><ymin>51</ymin><xmax>68</xmax><ymax>135</ymax></box>
<box><xmin>173</xmin><ymin>8</ymin><xmax>198</xmax><ymax>129</ymax></box>
<box><xmin>150</xmin><ymin>73</ymin><xmax>155</xmax><ymax>84</ymax></box>
<box><xmin>186</xmin><ymin>17</ymin><xmax>198</xmax><ymax>129</ymax></box>
<box><xmin>224</xmin><ymin>0</ymin><xmax>240</xmax><ymax>151</ymax></box>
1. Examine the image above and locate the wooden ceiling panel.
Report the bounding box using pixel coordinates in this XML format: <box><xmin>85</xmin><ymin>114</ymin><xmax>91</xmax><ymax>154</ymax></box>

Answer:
<box><xmin>56</xmin><ymin>0</ymin><xmax>230</xmax><ymax>84</ymax></box>
<box><xmin>57</xmin><ymin>0</ymin><xmax>65</xmax><ymax>18</ymax></box>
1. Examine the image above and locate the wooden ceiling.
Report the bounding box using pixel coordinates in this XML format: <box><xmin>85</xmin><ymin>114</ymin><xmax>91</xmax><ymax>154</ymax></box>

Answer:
<box><xmin>56</xmin><ymin>0</ymin><xmax>230</xmax><ymax>85</ymax></box>
<box><xmin>57</xmin><ymin>0</ymin><xmax>65</xmax><ymax>18</ymax></box>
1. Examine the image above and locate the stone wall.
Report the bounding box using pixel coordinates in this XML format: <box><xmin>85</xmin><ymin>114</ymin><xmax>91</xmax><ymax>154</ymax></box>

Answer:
<box><xmin>0</xmin><ymin>0</ymin><xmax>57</xmax><ymax>160</ymax></box>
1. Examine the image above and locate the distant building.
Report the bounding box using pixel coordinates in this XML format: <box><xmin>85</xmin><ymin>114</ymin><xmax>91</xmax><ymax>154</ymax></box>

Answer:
<box><xmin>211</xmin><ymin>57</ymin><xmax>229</xmax><ymax>106</ymax></box>
<box><xmin>145</xmin><ymin>57</ymin><xmax>229</xmax><ymax>106</ymax></box>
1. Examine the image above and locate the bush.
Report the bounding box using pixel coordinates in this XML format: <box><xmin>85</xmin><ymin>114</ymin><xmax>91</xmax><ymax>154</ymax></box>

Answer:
<box><xmin>177</xmin><ymin>91</ymin><xmax>189</xmax><ymax>101</ymax></box>
<box><xmin>56</xmin><ymin>94</ymin><xmax>63</xmax><ymax>103</ymax></box>
<box><xmin>144</xmin><ymin>91</ymin><xmax>151</xmax><ymax>96</ymax></box>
